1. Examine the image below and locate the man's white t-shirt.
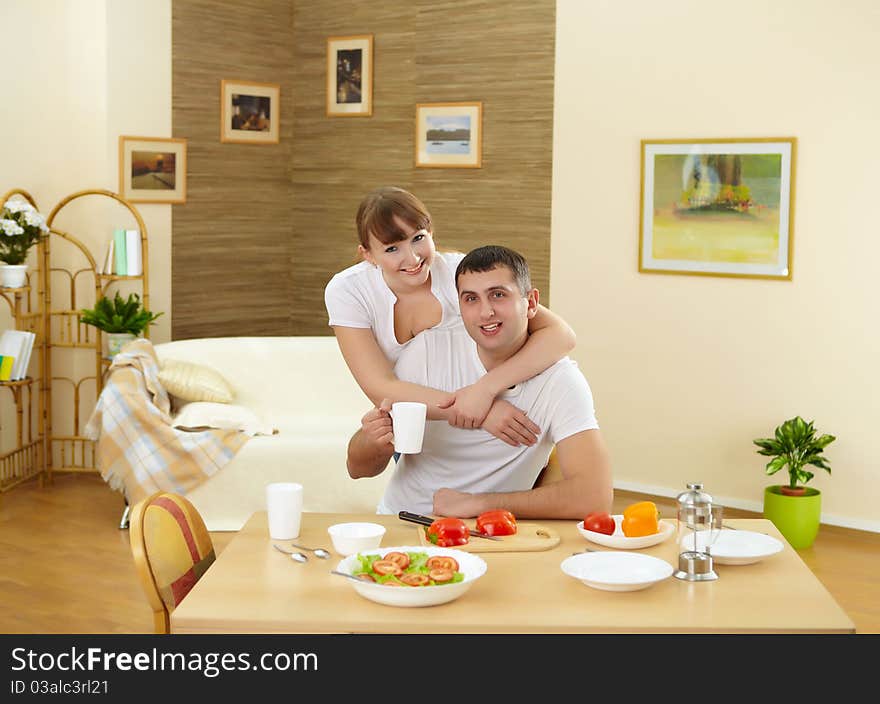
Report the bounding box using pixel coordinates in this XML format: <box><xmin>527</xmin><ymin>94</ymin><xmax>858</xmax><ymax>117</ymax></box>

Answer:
<box><xmin>379</xmin><ymin>323</ymin><xmax>600</xmax><ymax>515</ymax></box>
<box><xmin>324</xmin><ymin>251</ymin><xmax>465</xmax><ymax>364</ymax></box>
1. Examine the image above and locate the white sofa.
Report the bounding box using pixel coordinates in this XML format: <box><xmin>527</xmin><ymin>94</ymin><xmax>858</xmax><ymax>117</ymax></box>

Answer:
<box><xmin>153</xmin><ymin>337</ymin><xmax>391</xmax><ymax>531</ymax></box>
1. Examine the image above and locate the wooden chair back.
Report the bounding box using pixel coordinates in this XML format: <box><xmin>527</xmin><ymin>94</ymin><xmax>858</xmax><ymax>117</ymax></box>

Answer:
<box><xmin>129</xmin><ymin>492</ymin><xmax>215</xmax><ymax>634</ymax></box>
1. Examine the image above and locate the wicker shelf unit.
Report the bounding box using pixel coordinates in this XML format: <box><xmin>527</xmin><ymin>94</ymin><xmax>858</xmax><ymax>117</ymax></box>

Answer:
<box><xmin>0</xmin><ymin>187</ymin><xmax>149</xmax><ymax>492</ymax></box>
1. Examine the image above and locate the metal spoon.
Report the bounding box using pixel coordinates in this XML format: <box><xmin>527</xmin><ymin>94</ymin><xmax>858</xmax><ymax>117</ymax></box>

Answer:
<box><xmin>272</xmin><ymin>544</ymin><xmax>308</xmax><ymax>563</ymax></box>
<box><xmin>571</xmin><ymin>547</ymin><xmax>600</xmax><ymax>555</ymax></box>
<box><xmin>330</xmin><ymin>570</ymin><xmax>371</xmax><ymax>583</ymax></box>
<box><xmin>290</xmin><ymin>543</ymin><xmax>331</xmax><ymax>559</ymax></box>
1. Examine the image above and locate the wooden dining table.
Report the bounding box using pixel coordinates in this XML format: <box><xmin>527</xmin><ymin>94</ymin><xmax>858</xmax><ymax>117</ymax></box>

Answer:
<box><xmin>170</xmin><ymin>512</ymin><xmax>855</xmax><ymax>634</ymax></box>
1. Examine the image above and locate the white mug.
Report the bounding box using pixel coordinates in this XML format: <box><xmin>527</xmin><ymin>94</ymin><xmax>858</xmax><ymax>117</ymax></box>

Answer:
<box><xmin>391</xmin><ymin>401</ymin><xmax>427</xmax><ymax>454</ymax></box>
<box><xmin>266</xmin><ymin>482</ymin><xmax>303</xmax><ymax>539</ymax></box>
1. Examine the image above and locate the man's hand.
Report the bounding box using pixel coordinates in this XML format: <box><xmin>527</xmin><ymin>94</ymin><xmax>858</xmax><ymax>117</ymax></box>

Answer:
<box><xmin>347</xmin><ymin>399</ymin><xmax>396</xmax><ymax>479</ymax></box>
<box><xmin>361</xmin><ymin>398</ymin><xmax>394</xmax><ymax>449</ymax></box>
<box><xmin>482</xmin><ymin>399</ymin><xmax>540</xmax><ymax>447</ymax></box>
<box><xmin>437</xmin><ymin>381</ymin><xmax>494</xmax><ymax>429</ymax></box>
<box><xmin>432</xmin><ymin>488</ymin><xmax>484</xmax><ymax>518</ymax></box>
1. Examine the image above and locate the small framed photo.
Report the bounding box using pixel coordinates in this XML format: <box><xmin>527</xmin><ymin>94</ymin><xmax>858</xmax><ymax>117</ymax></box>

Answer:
<box><xmin>220</xmin><ymin>79</ymin><xmax>280</xmax><ymax>144</ymax></box>
<box><xmin>415</xmin><ymin>102</ymin><xmax>482</xmax><ymax>168</ymax></box>
<box><xmin>326</xmin><ymin>35</ymin><xmax>373</xmax><ymax>117</ymax></box>
<box><xmin>639</xmin><ymin>137</ymin><xmax>796</xmax><ymax>280</ymax></box>
<box><xmin>118</xmin><ymin>135</ymin><xmax>187</xmax><ymax>204</ymax></box>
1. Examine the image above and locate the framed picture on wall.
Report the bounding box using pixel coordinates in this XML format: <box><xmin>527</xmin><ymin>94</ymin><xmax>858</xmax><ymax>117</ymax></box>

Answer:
<box><xmin>639</xmin><ymin>137</ymin><xmax>797</xmax><ymax>280</ymax></box>
<box><xmin>118</xmin><ymin>135</ymin><xmax>187</xmax><ymax>204</ymax></box>
<box><xmin>415</xmin><ymin>102</ymin><xmax>483</xmax><ymax>168</ymax></box>
<box><xmin>220</xmin><ymin>79</ymin><xmax>280</xmax><ymax>144</ymax></box>
<box><xmin>326</xmin><ymin>35</ymin><xmax>373</xmax><ymax>117</ymax></box>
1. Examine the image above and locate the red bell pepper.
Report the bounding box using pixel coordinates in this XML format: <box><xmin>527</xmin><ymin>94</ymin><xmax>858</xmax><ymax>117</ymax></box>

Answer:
<box><xmin>425</xmin><ymin>517</ymin><xmax>470</xmax><ymax>547</ymax></box>
<box><xmin>476</xmin><ymin>509</ymin><xmax>517</xmax><ymax>536</ymax></box>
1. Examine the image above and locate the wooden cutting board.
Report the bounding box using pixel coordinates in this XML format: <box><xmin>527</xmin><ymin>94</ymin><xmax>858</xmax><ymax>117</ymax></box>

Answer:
<box><xmin>414</xmin><ymin>521</ymin><xmax>561</xmax><ymax>553</ymax></box>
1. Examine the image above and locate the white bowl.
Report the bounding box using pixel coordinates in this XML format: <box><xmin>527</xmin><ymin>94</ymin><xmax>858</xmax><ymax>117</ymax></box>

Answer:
<box><xmin>327</xmin><ymin>522</ymin><xmax>386</xmax><ymax>556</ymax></box>
<box><xmin>576</xmin><ymin>515</ymin><xmax>675</xmax><ymax>550</ymax></box>
<box><xmin>336</xmin><ymin>545</ymin><xmax>487</xmax><ymax>607</ymax></box>
<box><xmin>561</xmin><ymin>551</ymin><xmax>673</xmax><ymax>592</ymax></box>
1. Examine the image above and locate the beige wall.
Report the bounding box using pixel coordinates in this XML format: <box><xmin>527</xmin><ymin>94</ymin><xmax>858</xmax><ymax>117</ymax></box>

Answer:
<box><xmin>552</xmin><ymin>0</ymin><xmax>880</xmax><ymax>530</ymax></box>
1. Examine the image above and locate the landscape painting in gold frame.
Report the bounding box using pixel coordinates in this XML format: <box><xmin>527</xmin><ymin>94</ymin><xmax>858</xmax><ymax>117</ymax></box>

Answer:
<box><xmin>639</xmin><ymin>137</ymin><xmax>796</xmax><ymax>280</ymax></box>
<box><xmin>118</xmin><ymin>136</ymin><xmax>187</xmax><ymax>204</ymax></box>
<box><xmin>220</xmin><ymin>79</ymin><xmax>280</xmax><ymax>144</ymax></box>
<box><xmin>415</xmin><ymin>102</ymin><xmax>482</xmax><ymax>168</ymax></box>
<box><xmin>326</xmin><ymin>35</ymin><xmax>373</xmax><ymax>117</ymax></box>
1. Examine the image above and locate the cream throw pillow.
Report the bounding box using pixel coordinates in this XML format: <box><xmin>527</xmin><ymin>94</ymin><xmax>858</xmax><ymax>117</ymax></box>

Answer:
<box><xmin>158</xmin><ymin>359</ymin><xmax>235</xmax><ymax>403</ymax></box>
<box><xmin>172</xmin><ymin>402</ymin><xmax>276</xmax><ymax>437</ymax></box>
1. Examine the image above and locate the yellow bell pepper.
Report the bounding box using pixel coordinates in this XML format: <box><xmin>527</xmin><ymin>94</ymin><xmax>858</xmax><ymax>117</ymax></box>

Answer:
<box><xmin>622</xmin><ymin>501</ymin><xmax>659</xmax><ymax>537</ymax></box>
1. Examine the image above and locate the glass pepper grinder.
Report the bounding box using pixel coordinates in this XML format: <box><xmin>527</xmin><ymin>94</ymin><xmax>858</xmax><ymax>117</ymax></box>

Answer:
<box><xmin>674</xmin><ymin>482</ymin><xmax>723</xmax><ymax>582</ymax></box>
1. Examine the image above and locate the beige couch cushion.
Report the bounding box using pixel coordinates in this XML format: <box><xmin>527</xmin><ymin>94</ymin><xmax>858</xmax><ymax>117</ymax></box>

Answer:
<box><xmin>172</xmin><ymin>402</ymin><xmax>276</xmax><ymax>437</ymax></box>
<box><xmin>158</xmin><ymin>359</ymin><xmax>234</xmax><ymax>403</ymax></box>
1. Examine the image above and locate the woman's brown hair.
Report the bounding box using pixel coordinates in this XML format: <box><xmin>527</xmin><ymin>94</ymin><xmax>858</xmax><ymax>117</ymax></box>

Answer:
<box><xmin>355</xmin><ymin>186</ymin><xmax>432</xmax><ymax>248</ymax></box>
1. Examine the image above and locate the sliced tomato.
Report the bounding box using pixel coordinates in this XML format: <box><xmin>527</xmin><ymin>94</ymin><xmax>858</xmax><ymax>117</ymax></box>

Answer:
<box><xmin>425</xmin><ymin>555</ymin><xmax>460</xmax><ymax>572</ymax></box>
<box><xmin>399</xmin><ymin>573</ymin><xmax>430</xmax><ymax>587</ymax></box>
<box><xmin>428</xmin><ymin>568</ymin><xmax>454</xmax><ymax>583</ymax></box>
<box><xmin>476</xmin><ymin>509</ymin><xmax>517</xmax><ymax>536</ymax></box>
<box><xmin>383</xmin><ymin>551</ymin><xmax>411</xmax><ymax>569</ymax></box>
<box><xmin>371</xmin><ymin>560</ymin><xmax>403</xmax><ymax>576</ymax></box>
<box><xmin>425</xmin><ymin>517</ymin><xmax>470</xmax><ymax>547</ymax></box>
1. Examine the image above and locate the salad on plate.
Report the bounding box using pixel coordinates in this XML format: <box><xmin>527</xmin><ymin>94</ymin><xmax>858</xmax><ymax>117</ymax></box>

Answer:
<box><xmin>352</xmin><ymin>550</ymin><xmax>465</xmax><ymax>587</ymax></box>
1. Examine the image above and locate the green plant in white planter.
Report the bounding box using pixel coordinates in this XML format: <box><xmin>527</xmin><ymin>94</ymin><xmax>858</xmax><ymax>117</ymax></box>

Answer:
<box><xmin>754</xmin><ymin>416</ymin><xmax>835</xmax><ymax>549</ymax></box>
<box><xmin>79</xmin><ymin>292</ymin><xmax>162</xmax><ymax>358</ymax></box>
<box><xmin>0</xmin><ymin>196</ymin><xmax>49</xmax><ymax>288</ymax></box>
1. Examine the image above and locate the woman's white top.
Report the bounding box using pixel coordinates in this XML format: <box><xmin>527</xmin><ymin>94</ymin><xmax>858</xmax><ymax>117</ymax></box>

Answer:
<box><xmin>324</xmin><ymin>251</ymin><xmax>466</xmax><ymax>364</ymax></box>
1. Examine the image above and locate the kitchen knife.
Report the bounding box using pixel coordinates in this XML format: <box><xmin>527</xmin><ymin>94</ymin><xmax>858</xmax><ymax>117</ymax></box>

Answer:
<box><xmin>398</xmin><ymin>510</ymin><xmax>503</xmax><ymax>540</ymax></box>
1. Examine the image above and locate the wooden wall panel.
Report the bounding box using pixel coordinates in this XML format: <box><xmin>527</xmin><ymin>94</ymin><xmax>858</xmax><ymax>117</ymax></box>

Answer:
<box><xmin>171</xmin><ymin>0</ymin><xmax>295</xmax><ymax>339</ymax></box>
<box><xmin>172</xmin><ymin>0</ymin><xmax>554</xmax><ymax>338</ymax></box>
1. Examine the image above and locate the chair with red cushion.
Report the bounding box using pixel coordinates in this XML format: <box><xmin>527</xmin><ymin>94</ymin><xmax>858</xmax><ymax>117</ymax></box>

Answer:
<box><xmin>129</xmin><ymin>492</ymin><xmax>215</xmax><ymax>634</ymax></box>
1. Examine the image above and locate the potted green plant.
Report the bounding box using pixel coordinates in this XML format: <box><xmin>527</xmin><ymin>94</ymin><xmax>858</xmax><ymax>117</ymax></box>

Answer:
<box><xmin>0</xmin><ymin>196</ymin><xmax>49</xmax><ymax>287</ymax></box>
<box><xmin>79</xmin><ymin>292</ymin><xmax>162</xmax><ymax>358</ymax></box>
<box><xmin>754</xmin><ymin>416</ymin><xmax>835</xmax><ymax>549</ymax></box>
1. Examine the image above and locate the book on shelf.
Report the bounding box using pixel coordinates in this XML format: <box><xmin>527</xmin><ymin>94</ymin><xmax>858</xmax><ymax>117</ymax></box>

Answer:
<box><xmin>13</xmin><ymin>331</ymin><xmax>36</xmax><ymax>380</ymax></box>
<box><xmin>0</xmin><ymin>329</ymin><xmax>34</xmax><ymax>381</ymax></box>
<box><xmin>0</xmin><ymin>331</ymin><xmax>18</xmax><ymax>381</ymax></box>
<box><xmin>113</xmin><ymin>228</ymin><xmax>127</xmax><ymax>276</ymax></box>
<box><xmin>125</xmin><ymin>229</ymin><xmax>142</xmax><ymax>276</ymax></box>
<box><xmin>0</xmin><ymin>356</ymin><xmax>13</xmax><ymax>382</ymax></box>
<box><xmin>100</xmin><ymin>238</ymin><xmax>115</xmax><ymax>275</ymax></box>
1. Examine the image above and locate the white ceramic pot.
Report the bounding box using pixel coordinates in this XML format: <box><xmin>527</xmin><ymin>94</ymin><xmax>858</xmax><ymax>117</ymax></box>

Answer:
<box><xmin>0</xmin><ymin>264</ymin><xmax>28</xmax><ymax>288</ymax></box>
<box><xmin>107</xmin><ymin>332</ymin><xmax>137</xmax><ymax>358</ymax></box>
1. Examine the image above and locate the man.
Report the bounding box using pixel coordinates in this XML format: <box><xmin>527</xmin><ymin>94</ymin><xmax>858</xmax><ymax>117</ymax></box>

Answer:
<box><xmin>346</xmin><ymin>245</ymin><xmax>612</xmax><ymax>519</ymax></box>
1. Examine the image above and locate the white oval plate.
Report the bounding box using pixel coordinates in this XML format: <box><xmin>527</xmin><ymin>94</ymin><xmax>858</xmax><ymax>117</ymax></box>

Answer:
<box><xmin>561</xmin><ymin>552</ymin><xmax>674</xmax><ymax>592</ymax></box>
<box><xmin>577</xmin><ymin>515</ymin><xmax>675</xmax><ymax>549</ymax></box>
<box><xmin>335</xmin><ymin>545</ymin><xmax>487</xmax><ymax>607</ymax></box>
<box><xmin>680</xmin><ymin>529</ymin><xmax>784</xmax><ymax>565</ymax></box>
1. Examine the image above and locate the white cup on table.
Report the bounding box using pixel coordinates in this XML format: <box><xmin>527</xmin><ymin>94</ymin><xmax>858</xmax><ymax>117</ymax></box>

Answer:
<box><xmin>266</xmin><ymin>482</ymin><xmax>303</xmax><ymax>539</ymax></box>
<box><xmin>391</xmin><ymin>401</ymin><xmax>427</xmax><ymax>454</ymax></box>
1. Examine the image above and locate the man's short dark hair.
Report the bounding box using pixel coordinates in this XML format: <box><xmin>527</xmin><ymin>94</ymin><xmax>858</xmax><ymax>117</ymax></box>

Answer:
<box><xmin>455</xmin><ymin>245</ymin><xmax>532</xmax><ymax>296</ymax></box>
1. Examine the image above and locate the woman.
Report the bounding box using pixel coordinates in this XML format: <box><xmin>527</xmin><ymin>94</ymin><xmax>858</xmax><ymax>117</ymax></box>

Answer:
<box><xmin>324</xmin><ymin>186</ymin><xmax>575</xmax><ymax>447</ymax></box>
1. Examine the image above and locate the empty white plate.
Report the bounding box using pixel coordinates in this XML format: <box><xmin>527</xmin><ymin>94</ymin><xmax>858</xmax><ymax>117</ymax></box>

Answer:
<box><xmin>680</xmin><ymin>529</ymin><xmax>784</xmax><ymax>565</ymax></box>
<box><xmin>561</xmin><ymin>552</ymin><xmax>673</xmax><ymax>592</ymax></box>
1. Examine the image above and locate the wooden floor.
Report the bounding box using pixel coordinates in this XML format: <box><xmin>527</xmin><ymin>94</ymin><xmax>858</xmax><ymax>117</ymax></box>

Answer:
<box><xmin>1</xmin><ymin>473</ymin><xmax>877</xmax><ymax>634</ymax></box>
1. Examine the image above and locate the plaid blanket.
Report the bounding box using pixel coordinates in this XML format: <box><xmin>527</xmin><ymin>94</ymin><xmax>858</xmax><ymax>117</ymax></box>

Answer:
<box><xmin>85</xmin><ymin>338</ymin><xmax>249</xmax><ymax>506</ymax></box>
